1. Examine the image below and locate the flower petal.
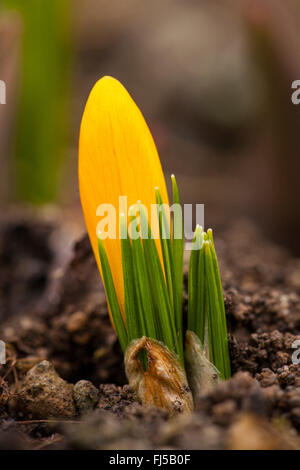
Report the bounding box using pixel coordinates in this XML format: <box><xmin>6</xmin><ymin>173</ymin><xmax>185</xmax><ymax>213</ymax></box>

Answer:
<box><xmin>79</xmin><ymin>76</ymin><xmax>168</xmax><ymax>317</ymax></box>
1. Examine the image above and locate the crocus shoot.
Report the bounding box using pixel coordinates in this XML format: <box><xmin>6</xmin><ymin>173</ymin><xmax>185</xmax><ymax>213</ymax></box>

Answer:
<box><xmin>79</xmin><ymin>76</ymin><xmax>230</xmax><ymax>415</ymax></box>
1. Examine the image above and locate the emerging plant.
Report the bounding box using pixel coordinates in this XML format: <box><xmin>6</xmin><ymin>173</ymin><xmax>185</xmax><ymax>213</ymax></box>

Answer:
<box><xmin>79</xmin><ymin>76</ymin><xmax>230</xmax><ymax>415</ymax></box>
<box><xmin>188</xmin><ymin>226</ymin><xmax>231</xmax><ymax>381</ymax></box>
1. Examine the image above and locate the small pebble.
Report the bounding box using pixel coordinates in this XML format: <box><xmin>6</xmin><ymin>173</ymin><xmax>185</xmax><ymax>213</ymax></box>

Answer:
<box><xmin>73</xmin><ymin>380</ymin><xmax>99</xmax><ymax>414</ymax></box>
<box><xmin>66</xmin><ymin>311</ymin><xmax>88</xmax><ymax>333</ymax></box>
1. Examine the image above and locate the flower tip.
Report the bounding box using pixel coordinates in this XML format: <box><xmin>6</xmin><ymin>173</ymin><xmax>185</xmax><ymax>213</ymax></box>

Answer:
<box><xmin>96</xmin><ymin>75</ymin><xmax>120</xmax><ymax>86</ymax></box>
<box><xmin>100</xmin><ymin>75</ymin><xmax>116</xmax><ymax>81</ymax></box>
<box><xmin>88</xmin><ymin>75</ymin><xmax>125</xmax><ymax>104</ymax></box>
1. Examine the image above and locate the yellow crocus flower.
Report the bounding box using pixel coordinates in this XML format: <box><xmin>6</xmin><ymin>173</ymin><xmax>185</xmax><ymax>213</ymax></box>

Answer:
<box><xmin>78</xmin><ymin>76</ymin><xmax>169</xmax><ymax>319</ymax></box>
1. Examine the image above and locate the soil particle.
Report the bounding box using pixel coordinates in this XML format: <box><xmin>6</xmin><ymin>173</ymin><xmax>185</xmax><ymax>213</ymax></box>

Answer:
<box><xmin>227</xmin><ymin>413</ymin><xmax>300</xmax><ymax>450</ymax></box>
<box><xmin>229</xmin><ymin>330</ymin><xmax>300</xmax><ymax>375</ymax></box>
<box><xmin>256</xmin><ymin>368</ymin><xmax>278</xmax><ymax>387</ymax></box>
<box><xmin>66</xmin><ymin>311</ymin><xmax>88</xmax><ymax>333</ymax></box>
<box><xmin>97</xmin><ymin>384</ymin><xmax>137</xmax><ymax>415</ymax></box>
<box><xmin>0</xmin><ymin>378</ymin><xmax>10</xmax><ymax>410</ymax></box>
<box><xmin>195</xmin><ymin>372</ymin><xmax>267</xmax><ymax>425</ymax></box>
<box><xmin>158</xmin><ymin>412</ymin><xmax>224</xmax><ymax>450</ymax></box>
<box><xmin>61</xmin><ymin>410</ymin><xmax>153</xmax><ymax>450</ymax></box>
<box><xmin>61</xmin><ymin>393</ymin><xmax>222</xmax><ymax>450</ymax></box>
<box><xmin>211</xmin><ymin>400</ymin><xmax>237</xmax><ymax>426</ymax></box>
<box><xmin>73</xmin><ymin>380</ymin><xmax>99</xmax><ymax>414</ymax></box>
<box><xmin>0</xmin><ymin>420</ymin><xmax>29</xmax><ymax>450</ymax></box>
<box><xmin>9</xmin><ymin>360</ymin><xmax>75</xmax><ymax>419</ymax></box>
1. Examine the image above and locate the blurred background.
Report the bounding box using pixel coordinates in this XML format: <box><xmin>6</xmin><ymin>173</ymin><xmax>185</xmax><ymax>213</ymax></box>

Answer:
<box><xmin>1</xmin><ymin>0</ymin><xmax>300</xmax><ymax>253</ymax></box>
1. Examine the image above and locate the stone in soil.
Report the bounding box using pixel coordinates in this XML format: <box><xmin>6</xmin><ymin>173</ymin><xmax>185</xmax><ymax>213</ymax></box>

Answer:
<box><xmin>9</xmin><ymin>360</ymin><xmax>75</xmax><ymax>419</ymax></box>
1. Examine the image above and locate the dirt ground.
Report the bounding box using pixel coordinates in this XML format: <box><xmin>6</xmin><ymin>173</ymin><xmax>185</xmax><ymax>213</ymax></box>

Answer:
<box><xmin>1</xmin><ymin>209</ymin><xmax>300</xmax><ymax>450</ymax></box>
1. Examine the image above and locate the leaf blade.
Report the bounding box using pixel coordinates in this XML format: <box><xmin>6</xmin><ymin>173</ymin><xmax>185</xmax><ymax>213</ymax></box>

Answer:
<box><xmin>98</xmin><ymin>235</ymin><xmax>128</xmax><ymax>352</ymax></box>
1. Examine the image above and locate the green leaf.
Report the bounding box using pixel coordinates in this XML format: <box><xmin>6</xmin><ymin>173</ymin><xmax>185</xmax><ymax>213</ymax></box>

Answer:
<box><xmin>187</xmin><ymin>228</ymin><xmax>231</xmax><ymax>380</ymax></box>
<box><xmin>204</xmin><ymin>240</ymin><xmax>230</xmax><ymax>380</ymax></box>
<box><xmin>155</xmin><ymin>187</ymin><xmax>174</xmax><ymax>308</ymax></box>
<box><xmin>171</xmin><ymin>175</ymin><xmax>184</xmax><ymax>357</ymax></box>
<box><xmin>120</xmin><ymin>214</ymin><xmax>140</xmax><ymax>342</ymax></box>
<box><xmin>196</xmin><ymin>242</ymin><xmax>206</xmax><ymax>344</ymax></box>
<box><xmin>138</xmin><ymin>203</ymin><xmax>181</xmax><ymax>361</ymax></box>
<box><xmin>187</xmin><ymin>226</ymin><xmax>204</xmax><ymax>335</ymax></box>
<box><xmin>129</xmin><ymin>211</ymin><xmax>158</xmax><ymax>340</ymax></box>
<box><xmin>98</xmin><ymin>235</ymin><xmax>127</xmax><ymax>353</ymax></box>
<box><xmin>206</xmin><ymin>229</ymin><xmax>231</xmax><ymax>379</ymax></box>
<box><xmin>187</xmin><ymin>229</ymin><xmax>199</xmax><ymax>332</ymax></box>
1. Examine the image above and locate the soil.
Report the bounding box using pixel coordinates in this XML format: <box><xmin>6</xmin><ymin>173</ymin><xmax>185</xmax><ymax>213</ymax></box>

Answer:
<box><xmin>1</xmin><ymin>211</ymin><xmax>300</xmax><ymax>450</ymax></box>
